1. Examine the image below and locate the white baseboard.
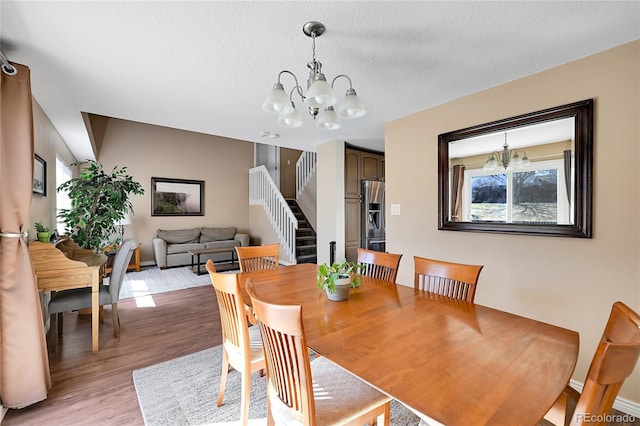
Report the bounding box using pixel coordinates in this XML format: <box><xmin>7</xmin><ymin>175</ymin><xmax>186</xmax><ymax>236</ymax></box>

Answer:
<box><xmin>570</xmin><ymin>379</ymin><xmax>640</xmax><ymax>418</ymax></box>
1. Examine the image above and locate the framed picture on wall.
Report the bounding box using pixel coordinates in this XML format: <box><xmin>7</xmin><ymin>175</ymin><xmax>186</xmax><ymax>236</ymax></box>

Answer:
<box><xmin>151</xmin><ymin>177</ymin><xmax>204</xmax><ymax>216</ymax></box>
<box><xmin>33</xmin><ymin>154</ymin><xmax>46</xmax><ymax>196</ymax></box>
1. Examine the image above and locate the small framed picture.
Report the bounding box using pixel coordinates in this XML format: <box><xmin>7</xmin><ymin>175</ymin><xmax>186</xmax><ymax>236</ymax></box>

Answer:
<box><xmin>151</xmin><ymin>177</ymin><xmax>204</xmax><ymax>216</ymax></box>
<box><xmin>33</xmin><ymin>154</ymin><xmax>46</xmax><ymax>196</ymax></box>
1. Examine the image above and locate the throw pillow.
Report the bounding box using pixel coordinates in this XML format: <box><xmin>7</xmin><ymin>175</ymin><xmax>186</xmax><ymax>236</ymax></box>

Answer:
<box><xmin>157</xmin><ymin>228</ymin><xmax>201</xmax><ymax>244</ymax></box>
<box><xmin>200</xmin><ymin>227</ymin><xmax>236</xmax><ymax>242</ymax></box>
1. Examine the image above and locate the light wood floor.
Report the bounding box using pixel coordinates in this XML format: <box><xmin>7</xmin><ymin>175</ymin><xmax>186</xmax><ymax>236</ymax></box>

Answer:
<box><xmin>4</xmin><ymin>285</ymin><xmax>221</xmax><ymax>426</ymax></box>
<box><xmin>4</xmin><ymin>284</ymin><xmax>638</xmax><ymax>426</ymax></box>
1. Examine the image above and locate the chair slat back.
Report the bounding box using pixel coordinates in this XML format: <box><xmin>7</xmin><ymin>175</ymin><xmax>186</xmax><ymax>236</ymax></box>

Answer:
<box><xmin>246</xmin><ymin>279</ymin><xmax>315</xmax><ymax>424</ymax></box>
<box><xmin>206</xmin><ymin>260</ymin><xmax>249</xmax><ymax>352</ymax></box>
<box><xmin>236</xmin><ymin>244</ymin><xmax>279</xmax><ymax>272</ymax></box>
<box><xmin>413</xmin><ymin>256</ymin><xmax>483</xmax><ymax>303</ymax></box>
<box><xmin>572</xmin><ymin>301</ymin><xmax>640</xmax><ymax>424</ymax></box>
<box><xmin>356</xmin><ymin>248</ymin><xmax>402</xmax><ymax>283</ymax></box>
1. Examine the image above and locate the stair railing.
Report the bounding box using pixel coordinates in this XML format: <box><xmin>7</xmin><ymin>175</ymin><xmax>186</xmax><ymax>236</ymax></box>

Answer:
<box><xmin>296</xmin><ymin>151</ymin><xmax>317</xmax><ymax>198</ymax></box>
<box><xmin>249</xmin><ymin>165</ymin><xmax>298</xmax><ymax>263</ymax></box>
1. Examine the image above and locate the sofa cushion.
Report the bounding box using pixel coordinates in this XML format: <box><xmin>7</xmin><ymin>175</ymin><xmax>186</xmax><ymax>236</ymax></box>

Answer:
<box><xmin>157</xmin><ymin>228</ymin><xmax>201</xmax><ymax>244</ymax></box>
<box><xmin>167</xmin><ymin>243</ymin><xmax>206</xmax><ymax>255</ymax></box>
<box><xmin>200</xmin><ymin>227</ymin><xmax>236</xmax><ymax>243</ymax></box>
<box><xmin>204</xmin><ymin>240</ymin><xmax>240</xmax><ymax>250</ymax></box>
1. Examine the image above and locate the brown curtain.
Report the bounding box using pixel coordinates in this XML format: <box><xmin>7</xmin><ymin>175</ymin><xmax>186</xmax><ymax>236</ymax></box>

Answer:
<box><xmin>0</xmin><ymin>62</ymin><xmax>51</xmax><ymax>408</ymax></box>
<box><xmin>451</xmin><ymin>165</ymin><xmax>464</xmax><ymax>222</ymax></box>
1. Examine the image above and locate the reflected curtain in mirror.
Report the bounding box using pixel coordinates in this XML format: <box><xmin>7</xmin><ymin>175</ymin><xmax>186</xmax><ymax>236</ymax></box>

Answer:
<box><xmin>451</xmin><ymin>165</ymin><xmax>464</xmax><ymax>222</ymax></box>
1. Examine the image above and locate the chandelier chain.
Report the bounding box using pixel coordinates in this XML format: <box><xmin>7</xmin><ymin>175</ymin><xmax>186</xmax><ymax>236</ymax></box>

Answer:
<box><xmin>311</xmin><ymin>33</ymin><xmax>316</xmax><ymax>63</ymax></box>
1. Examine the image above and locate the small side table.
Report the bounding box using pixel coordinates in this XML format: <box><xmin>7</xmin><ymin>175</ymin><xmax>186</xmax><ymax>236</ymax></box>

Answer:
<box><xmin>104</xmin><ymin>243</ymin><xmax>142</xmax><ymax>275</ymax></box>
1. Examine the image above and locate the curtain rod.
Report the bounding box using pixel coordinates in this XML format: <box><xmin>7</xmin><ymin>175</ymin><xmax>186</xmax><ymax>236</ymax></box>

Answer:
<box><xmin>0</xmin><ymin>47</ymin><xmax>17</xmax><ymax>75</ymax></box>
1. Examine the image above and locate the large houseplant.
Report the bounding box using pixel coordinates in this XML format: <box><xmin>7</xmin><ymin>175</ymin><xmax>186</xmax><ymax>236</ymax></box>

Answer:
<box><xmin>317</xmin><ymin>260</ymin><xmax>364</xmax><ymax>302</ymax></box>
<box><xmin>57</xmin><ymin>160</ymin><xmax>144</xmax><ymax>252</ymax></box>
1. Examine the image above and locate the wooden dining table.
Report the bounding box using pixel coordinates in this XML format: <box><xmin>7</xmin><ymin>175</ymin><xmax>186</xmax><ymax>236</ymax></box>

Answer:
<box><xmin>238</xmin><ymin>264</ymin><xmax>579</xmax><ymax>426</ymax></box>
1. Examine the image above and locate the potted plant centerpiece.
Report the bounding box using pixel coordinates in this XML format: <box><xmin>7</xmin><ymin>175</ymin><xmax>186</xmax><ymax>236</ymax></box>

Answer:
<box><xmin>317</xmin><ymin>260</ymin><xmax>364</xmax><ymax>302</ymax></box>
<box><xmin>34</xmin><ymin>222</ymin><xmax>50</xmax><ymax>243</ymax></box>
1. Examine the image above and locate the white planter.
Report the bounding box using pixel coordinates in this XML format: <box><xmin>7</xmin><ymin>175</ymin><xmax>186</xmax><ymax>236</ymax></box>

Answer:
<box><xmin>326</xmin><ymin>276</ymin><xmax>352</xmax><ymax>302</ymax></box>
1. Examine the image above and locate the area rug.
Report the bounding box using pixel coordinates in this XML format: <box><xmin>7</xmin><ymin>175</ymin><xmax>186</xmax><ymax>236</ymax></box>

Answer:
<box><xmin>133</xmin><ymin>345</ymin><xmax>421</xmax><ymax>426</ymax></box>
<box><xmin>108</xmin><ymin>266</ymin><xmax>222</xmax><ymax>300</ymax></box>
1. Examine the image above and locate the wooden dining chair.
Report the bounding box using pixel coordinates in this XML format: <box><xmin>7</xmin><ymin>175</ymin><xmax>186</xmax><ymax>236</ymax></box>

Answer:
<box><xmin>235</xmin><ymin>243</ymin><xmax>279</xmax><ymax>272</ymax></box>
<box><xmin>544</xmin><ymin>301</ymin><xmax>640</xmax><ymax>426</ymax></box>
<box><xmin>245</xmin><ymin>279</ymin><xmax>391</xmax><ymax>426</ymax></box>
<box><xmin>356</xmin><ymin>247</ymin><xmax>402</xmax><ymax>283</ymax></box>
<box><xmin>205</xmin><ymin>260</ymin><xmax>265</xmax><ymax>425</ymax></box>
<box><xmin>413</xmin><ymin>256</ymin><xmax>484</xmax><ymax>302</ymax></box>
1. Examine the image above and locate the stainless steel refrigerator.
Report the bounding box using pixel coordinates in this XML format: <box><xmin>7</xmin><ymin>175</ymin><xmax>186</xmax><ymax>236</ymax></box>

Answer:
<box><xmin>361</xmin><ymin>179</ymin><xmax>385</xmax><ymax>252</ymax></box>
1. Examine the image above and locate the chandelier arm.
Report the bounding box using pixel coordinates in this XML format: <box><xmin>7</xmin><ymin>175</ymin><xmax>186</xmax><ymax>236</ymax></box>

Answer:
<box><xmin>288</xmin><ymin>85</ymin><xmax>305</xmax><ymax>103</ymax></box>
<box><xmin>331</xmin><ymin>74</ymin><xmax>354</xmax><ymax>89</ymax></box>
<box><xmin>277</xmin><ymin>70</ymin><xmax>306</xmax><ymax>101</ymax></box>
<box><xmin>277</xmin><ymin>70</ymin><xmax>299</xmax><ymax>85</ymax></box>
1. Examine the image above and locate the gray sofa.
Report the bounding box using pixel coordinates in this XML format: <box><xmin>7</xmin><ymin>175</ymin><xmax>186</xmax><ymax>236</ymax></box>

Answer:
<box><xmin>152</xmin><ymin>227</ymin><xmax>250</xmax><ymax>269</ymax></box>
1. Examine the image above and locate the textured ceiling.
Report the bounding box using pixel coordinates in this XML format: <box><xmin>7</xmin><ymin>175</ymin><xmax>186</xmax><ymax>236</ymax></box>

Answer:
<box><xmin>1</xmin><ymin>1</ymin><xmax>638</xmax><ymax>161</ymax></box>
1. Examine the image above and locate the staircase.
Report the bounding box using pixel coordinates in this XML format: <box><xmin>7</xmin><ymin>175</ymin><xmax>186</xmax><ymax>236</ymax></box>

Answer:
<box><xmin>287</xmin><ymin>199</ymin><xmax>317</xmax><ymax>264</ymax></box>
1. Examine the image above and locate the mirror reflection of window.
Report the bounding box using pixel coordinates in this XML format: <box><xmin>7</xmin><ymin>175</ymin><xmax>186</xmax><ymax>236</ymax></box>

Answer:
<box><xmin>469</xmin><ymin>174</ymin><xmax>507</xmax><ymax>222</ymax></box>
<box><xmin>462</xmin><ymin>159</ymin><xmax>571</xmax><ymax>224</ymax></box>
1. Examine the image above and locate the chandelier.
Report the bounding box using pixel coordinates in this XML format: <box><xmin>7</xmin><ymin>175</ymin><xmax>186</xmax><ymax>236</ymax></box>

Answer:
<box><xmin>262</xmin><ymin>21</ymin><xmax>366</xmax><ymax>130</ymax></box>
<box><xmin>483</xmin><ymin>133</ymin><xmax>531</xmax><ymax>171</ymax></box>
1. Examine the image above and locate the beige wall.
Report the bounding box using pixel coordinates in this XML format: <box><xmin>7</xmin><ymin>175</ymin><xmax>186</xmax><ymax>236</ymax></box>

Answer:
<box><xmin>386</xmin><ymin>41</ymin><xmax>640</xmax><ymax>402</ymax></box>
<box><xmin>30</xmin><ymin>99</ymin><xmax>77</xmax><ymax>240</ymax></box>
<box><xmin>317</xmin><ymin>140</ymin><xmax>345</xmax><ymax>265</ymax></box>
<box><xmin>97</xmin><ymin>119</ymin><xmax>254</xmax><ymax>263</ymax></box>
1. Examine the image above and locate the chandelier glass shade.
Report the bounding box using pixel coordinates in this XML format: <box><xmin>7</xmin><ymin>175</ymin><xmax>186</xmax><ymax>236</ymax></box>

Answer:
<box><xmin>262</xmin><ymin>21</ymin><xmax>366</xmax><ymax>129</ymax></box>
<box><xmin>483</xmin><ymin>133</ymin><xmax>531</xmax><ymax>171</ymax></box>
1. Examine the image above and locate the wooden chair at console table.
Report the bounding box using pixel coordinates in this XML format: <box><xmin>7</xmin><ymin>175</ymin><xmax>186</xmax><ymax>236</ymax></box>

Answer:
<box><xmin>48</xmin><ymin>239</ymin><xmax>137</xmax><ymax>344</ymax></box>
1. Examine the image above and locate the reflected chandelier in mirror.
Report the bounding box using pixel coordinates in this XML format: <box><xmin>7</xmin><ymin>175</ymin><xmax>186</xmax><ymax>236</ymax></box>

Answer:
<box><xmin>438</xmin><ymin>99</ymin><xmax>593</xmax><ymax>238</ymax></box>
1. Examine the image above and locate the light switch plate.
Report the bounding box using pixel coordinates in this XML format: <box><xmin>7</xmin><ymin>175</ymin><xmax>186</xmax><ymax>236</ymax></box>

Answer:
<box><xmin>391</xmin><ymin>204</ymin><xmax>401</xmax><ymax>215</ymax></box>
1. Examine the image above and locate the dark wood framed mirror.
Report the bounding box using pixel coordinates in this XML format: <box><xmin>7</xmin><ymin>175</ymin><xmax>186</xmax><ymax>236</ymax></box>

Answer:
<box><xmin>438</xmin><ymin>99</ymin><xmax>593</xmax><ymax>238</ymax></box>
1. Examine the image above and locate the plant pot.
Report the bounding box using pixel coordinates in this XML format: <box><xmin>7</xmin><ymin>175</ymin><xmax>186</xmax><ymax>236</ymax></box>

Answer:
<box><xmin>37</xmin><ymin>232</ymin><xmax>50</xmax><ymax>243</ymax></box>
<box><xmin>326</xmin><ymin>276</ymin><xmax>352</xmax><ymax>302</ymax></box>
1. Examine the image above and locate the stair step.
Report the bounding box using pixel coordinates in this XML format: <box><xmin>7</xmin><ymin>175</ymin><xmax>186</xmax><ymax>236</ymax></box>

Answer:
<box><xmin>296</xmin><ymin>235</ymin><xmax>316</xmax><ymax>246</ymax></box>
<box><xmin>297</xmin><ymin>243</ymin><xmax>317</xmax><ymax>250</ymax></box>
<box><xmin>297</xmin><ymin>228</ymin><xmax>314</xmax><ymax>237</ymax></box>
<box><xmin>296</xmin><ymin>254</ymin><xmax>317</xmax><ymax>264</ymax></box>
<box><xmin>297</xmin><ymin>244</ymin><xmax>317</xmax><ymax>254</ymax></box>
